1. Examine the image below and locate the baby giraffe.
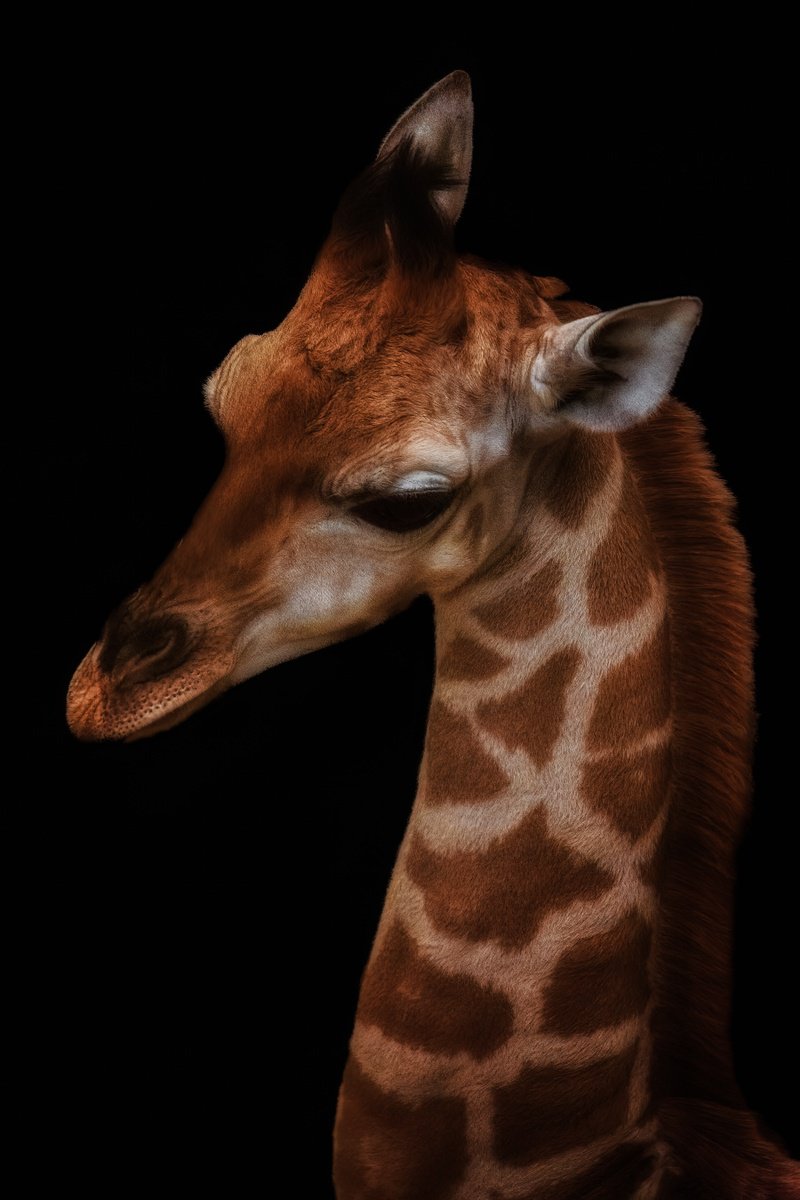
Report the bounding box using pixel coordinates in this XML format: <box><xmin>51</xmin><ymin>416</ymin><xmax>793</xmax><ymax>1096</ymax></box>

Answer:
<box><xmin>68</xmin><ymin>73</ymin><xmax>797</xmax><ymax>1198</ymax></box>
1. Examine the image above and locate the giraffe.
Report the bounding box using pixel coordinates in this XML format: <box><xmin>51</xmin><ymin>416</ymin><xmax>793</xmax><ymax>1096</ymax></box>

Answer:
<box><xmin>67</xmin><ymin>72</ymin><xmax>798</xmax><ymax>1198</ymax></box>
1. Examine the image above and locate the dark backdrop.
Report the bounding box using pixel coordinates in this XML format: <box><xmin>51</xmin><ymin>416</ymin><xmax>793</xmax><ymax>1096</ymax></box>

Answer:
<box><xmin>41</xmin><ymin>30</ymin><xmax>794</xmax><ymax>1192</ymax></box>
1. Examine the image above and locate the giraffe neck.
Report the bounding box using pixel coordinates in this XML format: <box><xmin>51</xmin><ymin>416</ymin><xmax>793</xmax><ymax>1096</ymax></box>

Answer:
<box><xmin>336</xmin><ymin>432</ymin><xmax>673</xmax><ymax>1199</ymax></box>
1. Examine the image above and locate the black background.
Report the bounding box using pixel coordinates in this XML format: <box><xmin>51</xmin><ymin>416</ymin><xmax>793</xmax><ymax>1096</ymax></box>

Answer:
<box><xmin>40</xmin><ymin>28</ymin><xmax>794</xmax><ymax>1192</ymax></box>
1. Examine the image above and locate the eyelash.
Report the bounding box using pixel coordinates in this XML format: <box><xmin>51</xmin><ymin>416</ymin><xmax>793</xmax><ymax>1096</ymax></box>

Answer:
<box><xmin>351</xmin><ymin>490</ymin><xmax>456</xmax><ymax>533</ymax></box>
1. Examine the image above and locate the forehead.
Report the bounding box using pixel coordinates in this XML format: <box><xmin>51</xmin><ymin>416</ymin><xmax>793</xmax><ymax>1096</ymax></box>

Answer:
<box><xmin>211</xmin><ymin>261</ymin><xmax>552</xmax><ymax>461</ymax></box>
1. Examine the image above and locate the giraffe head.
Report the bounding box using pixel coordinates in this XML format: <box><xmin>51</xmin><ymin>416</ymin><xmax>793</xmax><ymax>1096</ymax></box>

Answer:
<box><xmin>67</xmin><ymin>71</ymin><xmax>700</xmax><ymax>741</ymax></box>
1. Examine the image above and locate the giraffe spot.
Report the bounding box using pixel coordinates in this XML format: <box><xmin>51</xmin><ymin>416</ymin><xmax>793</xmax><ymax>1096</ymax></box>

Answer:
<box><xmin>358</xmin><ymin>921</ymin><xmax>514</xmax><ymax>1060</ymax></box>
<box><xmin>541</xmin><ymin>910</ymin><xmax>652</xmax><ymax>1036</ymax></box>
<box><xmin>489</xmin><ymin>1138</ymin><xmax>658</xmax><ymax>1199</ymax></box>
<box><xmin>477</xmin><ymin>646</ymin><xmax>581</xmax><ymax>768</ymax></box>
<box><xmin>582</xmin><ymin>742</ymin><xmax>671</xmax><ymax>840</ymax></box>
<box><xmin>587</xmin><ymin>621</ymin><xmax>671</xmax><ymax>751</ymax></box>
<box><xmin>474</xmin><ymin>559</ymin><xmax>563</xmax><ymax>641</ymax></box>
<box><xmin>492</xmin><ymin>1042</ymin><xmax>638</xmax><ymax>1166</ymax></box>
<box><xmin>407</xmin><ymin>807</ymin><xmax>612</xmax><ymax>950</ymax></box>
<box><xmin>424</xmin><ymin>700</ymin><xmax>509</xmax><ymax>806</ymax></box>
<box><xmin>333</xmin><ymin>1057</ymin><xmax>468</xmax><ymax>1200</ymax></box>
<box><xmin>545</xmin><ymin>431</ymin><xmax>618</xmax><ymax>530</ymax></box>
<box><xmin>587</xmin><ymin>467</ymin><xmax>658</xmax><ymax>626</ymax></box>
<box><xmin>438</xmin><ymin>635</ymin><xmax>508</xmax><ymax>681</ymax></box>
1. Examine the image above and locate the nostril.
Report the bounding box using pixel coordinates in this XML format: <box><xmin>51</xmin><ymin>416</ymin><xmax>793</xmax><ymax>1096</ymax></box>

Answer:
<box><xmin>130</xmin><ymin>621</ymin><xmax>191</xmax><ymax>680</ymax></box>
<box><xmin>99</xmin><ymin>608</ymin><xmax>192</xmax><ymax>681</ymax></box>
<box><xmin>137</xmin><ymin>626</ymin><xmax>179</xmax><ymax>662</ymax></box>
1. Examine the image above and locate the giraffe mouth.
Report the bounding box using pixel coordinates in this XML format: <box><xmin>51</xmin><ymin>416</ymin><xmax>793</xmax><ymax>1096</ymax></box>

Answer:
<box><xmin>121</xmin><ymin>678</ymin><xmax>231</xmax><ymax>741</ymax></box>
<box><xmin>66</xmin><ymin>642</ymin><xmax>234</xmax><ymax>742</ymax></box>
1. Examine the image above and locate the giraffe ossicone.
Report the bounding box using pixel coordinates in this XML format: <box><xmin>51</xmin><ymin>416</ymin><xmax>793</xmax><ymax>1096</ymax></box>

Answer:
<box><xmin>68</xmin><ymin>71</ymin><xmax>798</xmax><ymax>1199</ymax></box>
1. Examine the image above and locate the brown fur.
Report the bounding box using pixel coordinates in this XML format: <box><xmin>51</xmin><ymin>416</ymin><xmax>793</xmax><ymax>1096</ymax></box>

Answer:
<box><xmin>423</xmin><ymin>700</ymin><xmax>509</xmax><ymax>805</ymax></box>
<box><xmin>438</xmin><ymin>634</ymin><xmax>508</xmax><ymax>680</ymax></box>
<box><xmin>581</xmin><ymin>743</ymin><xmax>671</xmax><ymax>841</ymax></box>
<box><xmin>541</xmin><ymin>910</ymin><xmax>653</xmax><ymax>1036</ymax></box>
<box><xmin>492</xmin><ymin>1043</ymin><xmax>639</xmax><ymax>1165</ymax></box>
<box><xmin>545</xmin><ymin>431</ymin><xmax>617</xmax><ymax>529</ymax></box>
<box><xmin>407</xmin><ymin>806</ymin><xmax>612</xmax><ymax>950</ymax></box>
<box><xmin>358</xmin><ymin>921</ymin><xmax>514</xmax><ymax>1060</ymax></box>
<box><xmin>473</xmin><ymin>557</ymin><xmax>563</xmax><ymax>639</ymax></box>
<box><xmin>587</xmin><ymin>465</ymin><xmax>658</xmax><ymax>625</ymax></box>
<box><xmin>493</xmin><ymin>1140</ymin><xmax>659</xmax><ymax>1199</ymax></box>
<box><xmin>477</xmin><ymin>645</ymin><xmax>582</xmax><ymax>767</ymax></box>
<box><xmin>587</xmin><ymin>620</ymin><xmax>671</xmax><ymax>749</ymax></box>
<box><xmin>333</xmin><ymin>1058</ymin><xmax>468</xmax><ymax>1200</ymax></box>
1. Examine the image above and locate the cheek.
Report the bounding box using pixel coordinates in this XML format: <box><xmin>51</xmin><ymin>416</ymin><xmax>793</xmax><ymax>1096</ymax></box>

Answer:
<box><xmin>293</xmin><ymin>523</ymin><xmax>401</xmax><ymax>622</ymax></box>
<box><xmin>241</xmin><ymin>524</ymin><xmax>417</xmax><ymax>646</ymax></box>
<box><xmin>227</xmin><ymin>560</ymin><xmax>381</xmax><ymax>684</ymax></box>
<box><xmin>282</xmin><ymin>556</ymin><xmax>386</xmax><ymax>629</ymax></box>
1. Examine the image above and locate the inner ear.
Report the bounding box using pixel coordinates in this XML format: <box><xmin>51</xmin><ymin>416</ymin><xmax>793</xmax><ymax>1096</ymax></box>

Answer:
<box><xmin>534</xmin><ymin>298</ymin><xmax>702</xmax><ymax>433</ymax></box>
<box><xmin>377</xmin><ymin>71</ymin><xmax>473</xmax><ymax>225</ymax></box>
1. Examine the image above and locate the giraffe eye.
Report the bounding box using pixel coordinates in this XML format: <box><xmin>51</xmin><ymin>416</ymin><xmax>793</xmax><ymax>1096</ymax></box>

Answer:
<box><xmin>351</xmin><ymin>490</ymin><xmax>456</xmax><ymax>533</ymax></box>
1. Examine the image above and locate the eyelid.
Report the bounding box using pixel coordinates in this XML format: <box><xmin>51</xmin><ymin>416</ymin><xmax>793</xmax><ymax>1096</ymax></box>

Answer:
<box><xmin>388</xmin><ymin>471</ymin><xmax>454</xmax><ymax>493</ymax></box>
<box><xmin>339</xmin><ymin>483</ymin><xmax>457</xmax><ymax>509</ymax></box>
<box><xmin>333</xmin><ymin>472</ymin><xmax>459</xmax><ymax>504</ymax></box>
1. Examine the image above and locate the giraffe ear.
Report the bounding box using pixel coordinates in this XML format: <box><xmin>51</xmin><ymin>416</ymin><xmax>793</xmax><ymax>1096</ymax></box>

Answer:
<box><xmin>377</xmin><ymin>71</ymin><xmax>473</xmax><ymax>225</ymax></box>
<box><xmin>533</xmin><ymin>298</ymin><xmax>702</xmax><ymax>432</ymax></box>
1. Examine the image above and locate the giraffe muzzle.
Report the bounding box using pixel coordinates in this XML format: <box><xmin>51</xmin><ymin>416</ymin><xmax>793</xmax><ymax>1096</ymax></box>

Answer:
<box><xmin>67</xmin><ymin>600</ymin><xmax>236</xmax><ymax>742</ymax></box>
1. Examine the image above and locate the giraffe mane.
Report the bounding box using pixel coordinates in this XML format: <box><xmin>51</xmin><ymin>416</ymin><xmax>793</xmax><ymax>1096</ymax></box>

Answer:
<box><xmin>622</xmin><ymin>400</ymin><xmax>795</xmax><ymax>1193</ymax></box>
